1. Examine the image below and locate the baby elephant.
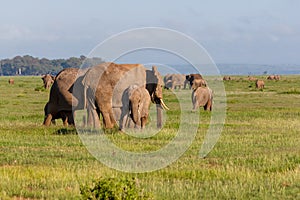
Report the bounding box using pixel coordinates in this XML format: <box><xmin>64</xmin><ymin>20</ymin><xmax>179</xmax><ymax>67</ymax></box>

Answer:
<box><xmin>120</xmin><ymin>85</ymin><xmax>151</xmax><ymax>130</ymax></box>
<box><xmin>191</xmin><ymin>79</ymin><xmax>213</xmax><ymax>111</ymax></box>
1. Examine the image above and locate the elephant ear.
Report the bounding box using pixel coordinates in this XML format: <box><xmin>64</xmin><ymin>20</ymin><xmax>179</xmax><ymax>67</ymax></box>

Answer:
<box><xmin>152</xmin><ymin>66</ymin><xmax>161</xmax><ymax>84</ymax></box>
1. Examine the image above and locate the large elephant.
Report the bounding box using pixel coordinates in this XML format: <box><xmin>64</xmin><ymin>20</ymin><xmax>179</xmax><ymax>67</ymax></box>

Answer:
<box><xmin>41</xmin><ymin>74</ymin><xmax>55</xmax><ymax>89</ymax></box>
<box><xmin>119</xmin><ymin>84</ymin><xmax>151</xmax><ymax>130</ymax></box>
<box><xmin>191</xmin><ymin>79</ymin><xmax>213</xmax><ymax>111</ymax></box>
<box><xmin>43</xmin><ymin>68</ymin><xmax>87</xmax><ymax>126</ymax></box>
<box><xmin>82</xmin><ymin>62</ymin><xmax>168</xmax><ymax>129</ymax></box>
<box><xmin>164</xmin><ymin>74</ymin><xmax>186</xmax><ymax>90</ymax></box>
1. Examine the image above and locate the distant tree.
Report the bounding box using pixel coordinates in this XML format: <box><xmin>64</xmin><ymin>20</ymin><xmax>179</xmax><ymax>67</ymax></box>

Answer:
<box><xmin>0</xmin><ymin>55</ymin><xmax>103</xmax><ymax>75</ymax></box>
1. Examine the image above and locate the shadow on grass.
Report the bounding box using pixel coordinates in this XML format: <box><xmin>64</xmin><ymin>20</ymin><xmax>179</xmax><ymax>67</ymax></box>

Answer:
<box><xmin>54</xmin><ymin>128</ymin><xmax>78</xmax><ymax>135</ymax></box>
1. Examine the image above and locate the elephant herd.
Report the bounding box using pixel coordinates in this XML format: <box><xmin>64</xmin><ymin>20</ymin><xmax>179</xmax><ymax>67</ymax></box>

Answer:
<box><xmin>222</xmin><ymin>74</ymin><xmax>282</xmax><ymax>90</ymax></box>
<box><xmin>42</xmin><ymin>63</ymin><xmax>214</xmax><ymax>130</ymax></box>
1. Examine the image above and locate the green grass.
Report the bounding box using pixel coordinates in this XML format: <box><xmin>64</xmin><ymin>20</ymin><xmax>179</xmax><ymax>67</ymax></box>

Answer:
<box><xmin>0</xmin><ymin>75</ymin><xmax>299</xmax><ymax>199</ymax></box>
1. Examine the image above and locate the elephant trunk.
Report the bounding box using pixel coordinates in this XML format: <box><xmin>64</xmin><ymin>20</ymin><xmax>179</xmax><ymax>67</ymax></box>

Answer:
<box><xmin>130</xmin><ymin>101</ymin><xmax>140</xmax><ymax>125</ymax></box>
<box><xmin>156</xmin><ymin>103</ymin><xmax>163</xmax><ymax>129</ymax></box>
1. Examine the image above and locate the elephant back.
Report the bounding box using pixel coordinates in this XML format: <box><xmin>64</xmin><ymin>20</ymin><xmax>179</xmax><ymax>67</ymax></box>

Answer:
<box><xmin>193</xmin><ymin>87</ymin><xmax>211</xmax><ymax>107</ymax></box>
<box><xmin>111</xmin><ymin>64</ymin><xmax>147</xmax><ymax>108</ymax></box>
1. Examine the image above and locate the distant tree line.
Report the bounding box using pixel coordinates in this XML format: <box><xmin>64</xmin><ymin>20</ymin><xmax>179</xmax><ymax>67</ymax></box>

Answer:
<box><xmin>0</xmin><ymin>55</ymin><xmax>104</xmax><ymax>76</ymax></box>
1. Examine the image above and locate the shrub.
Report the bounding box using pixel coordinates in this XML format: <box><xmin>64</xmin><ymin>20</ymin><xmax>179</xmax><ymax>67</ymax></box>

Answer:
<box><xmin>80</xmin><ymin>177</ymin><xmax>152</xmax><ymax>200</ymax></box>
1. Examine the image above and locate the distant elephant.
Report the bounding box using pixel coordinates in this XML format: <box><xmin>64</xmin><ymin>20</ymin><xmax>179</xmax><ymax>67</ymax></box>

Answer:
<box><xmin>274</xmin><ymin>75</ymin><xmax>280</xmax><ymax>80</ymax></box>
<box><xmin>256</xmin><ymin>80</ymin><xmax>265</xmax><ymax>89</ymax></box>
<box><xmin>248</xmin><ymin>76</ymin><xmax>257</xmax><ymax>81</ymax></box>
<box><xmin>163</xmin><ymin>74</ymin><xmax>172</xmax><ymax>87</ymax></box>
<box><xmin>185</xmin><ymin>73</ymin><xmax>203</xmax><ymax>88</ymax></box>
<box><xmin>41</xmin><ymin>74</ymin><xmax>55</xmax><ymax>89</ymax></box>
<box><xmin>119</xmin><ymin>85</ymin><xmax>151</xmax><ymax>130</ymax></box>
<box><xmin>267</xmin><ymin>75</ymin><xmax>280</xmax><ymax>80</ymax></box>
<box><xmin>164</xmin><ymin>74</ymin><xmax>186</xmax><ymax>90</ymax></box>
<box><xmin>8</xmin><ymin>78</ymin><xmax>14</xmax><ymax>84</ymax></box>
<box><xmin>82</xmin><ymin>62</ymin><xmax>168</xmax><ymax>129</ymax></box>
<box><xmin>43</xmin><ymin>68</ymin><xmax>87</xmax><ymax>126</ymax></box>
<box><xmin>191</xmin><ymin>80</ymin><xmax>213</xmax><ymax>111</ymax></box>
<box><xmin>223</xmin><ymin>76</ymin><xmax>231</xmax><ymax>81</ymax></box>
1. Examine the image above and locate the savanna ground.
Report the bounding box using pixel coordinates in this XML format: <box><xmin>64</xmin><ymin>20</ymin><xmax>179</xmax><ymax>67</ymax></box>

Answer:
<box><xmin>0</xmin><ymin>75</ymin><xmax>299</xmax><ymax>199</ymax></box>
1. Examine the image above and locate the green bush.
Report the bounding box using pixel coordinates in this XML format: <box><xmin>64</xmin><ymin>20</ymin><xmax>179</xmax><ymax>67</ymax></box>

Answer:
<box><xmin>80</xmin><ymin>177</ymin><xmax>152</xmax><ymax>200</ymax></box>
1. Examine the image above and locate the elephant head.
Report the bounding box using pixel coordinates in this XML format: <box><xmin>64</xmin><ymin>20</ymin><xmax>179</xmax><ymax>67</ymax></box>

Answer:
<box><xmin>146</xmin><ymin>66</ymin><xmax>169</xmax><ymax>109</ymax></box>
<box><xmin>145</xmin><ymin>66</ymin><xmax>169</xmax><ymax>129</ymax></box>
<box><xmin>191</xmin><ymin>79</ymin><xmax>207</xmax><ymax>90</ymax></box>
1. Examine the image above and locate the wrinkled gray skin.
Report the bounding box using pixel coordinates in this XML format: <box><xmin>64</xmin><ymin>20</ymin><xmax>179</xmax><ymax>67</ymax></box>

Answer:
<box><xmin>191</xmin><ymin>79</ymin><xmax>213</xmax><ymax>111</ymax></box>
<box><xmin>43</xmin><ymin>68</ymin><xmax>87</xmax><ymax>126</ymax></box>
<box><xmin>164</xmin><ymin>74</ymin><xmax>186</xmax><ymax>90</ymax></box>
<box><xmin>119</xmin><ymin>85</ymin><xmax>151</xmax><ymax>130</ymax></box>
<box><xmin>82</xmin><ymin>62</ymin><xmax>168</xmax><ymax>129</ymax></box>
<box><xmin>42</xmin><ymin>74</ymin><xmax>55</xmax><ymax>89</ymax></box>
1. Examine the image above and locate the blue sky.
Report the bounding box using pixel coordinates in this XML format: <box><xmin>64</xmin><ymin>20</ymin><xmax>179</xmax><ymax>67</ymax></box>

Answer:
<box><xmin>0</xmin><ymin>0</ymin><xmax>299</xmax><ymax>64</ymax></box>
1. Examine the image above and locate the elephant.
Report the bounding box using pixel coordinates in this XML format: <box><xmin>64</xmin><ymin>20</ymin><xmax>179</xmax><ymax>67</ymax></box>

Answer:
<box><xmin>81</xmin><ymin>62</ymin><xmax>169</xmax><ymax>129</ymax></box>
<box><xmin>119</xmin><ymin>84</ymin><xmax>151</xmax><ymax>130</ymax></box>
<box><xmin>164</xmin><ymin>74</ymin><xmax>186</xmax><ymax>90</ymax></box>
<box><xmin>185</xmin><ymin>73</ymin><xmax>203</xmax><ymax>88</ymax></box>
<box><xmin>41</xmin><ymin>74</ymin><xmax>55</xmax><ymax>89</ymax></box>
<box><xmin>191</xmin><ymin>80</ymin><xmax>213</xmax><ymax>111</ymax></box>
<box><xmin>267</xmin><ymin>75</ymin><xmax>280</xmax><ymax>80</ymax></box>
<box><xmin>8</xmin><ymin>78</ymin><xmax>14</xmax><ymax>84</ymax></box>
<box><xmin>43</xmin><ymin>68</ymin><xmax>87</xmax><ymax>126</ymax></box>
<box><xmin>248</xmin><ymin>76</ymin><xmax>258</xmax><ymax>81</ymax></box>
<box><xmin>256</xmin><ymin>80</ymin><xmax>265</xmax><ymax>89</ymax></box>
<box><xmin>223</xmin><ymin>76</ymin><xmax>231</xmax><ymax>81</ymax></box>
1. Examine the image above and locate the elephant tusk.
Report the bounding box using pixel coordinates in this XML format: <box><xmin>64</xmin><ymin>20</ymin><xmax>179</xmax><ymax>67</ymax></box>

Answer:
<box><xmin>160</xmin><ymin>99</ymin><xmax>169</xmax><ymax>110</ymax></box>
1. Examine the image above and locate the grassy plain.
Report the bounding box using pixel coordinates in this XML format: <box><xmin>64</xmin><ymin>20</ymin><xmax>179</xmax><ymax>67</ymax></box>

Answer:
<box><xmin>0</xmin><ymin>75</ymin><xmax>299</xmax><ymax>199</ymax></box>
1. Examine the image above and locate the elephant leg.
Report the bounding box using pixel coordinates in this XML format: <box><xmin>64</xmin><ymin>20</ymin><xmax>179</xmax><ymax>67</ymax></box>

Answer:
<box><xmin>191</xmin><ymin>94</ymin><xmax>198</xmax><ymax>111</ymax></box>
<box><xmin>92</xmin><ymin>109</ymin><xmax>101</xmax><ymax>128</ymax></box>
<box><xmin>43</xmin><ymin>114</ymin><xmax>53</xmax><ymax>126</ymax></box>
<box><xmin>87</xmin><ymin>107</ymin><xmax>100</xmax><ymax>128</ymax></box>
<box><xmin>69</xmin><ymin>111</ymin><xmax>75</xmax><ymax>126</ymax></box>
<box><xmin>119</xmin><ymin>107</ymin><xmax>128</xmax><ymax>131</ymax></box>
<box><xmin>102</xmin><ymin>111</ymin><xmax>114</xmax><ymax>129</ymax></box>
<box><xmin>141</xmin><ymin>117</ymin><xmax>147</xmax><ymax>129</ymax></box>
<box><xmin>134</xmin><ymin>117</ymin><xmax>141</xmax><ymax>129</ymax></box>
<box><xmin>192</xmin><ymin>99</ymin><xmax>199</xmax><ymax>111</ymax></box>
<box><xmin>204</xmin><ymin>100</ymin><xmax>212</xmax><ymax>111</ymax></box>
<box><xmin>62</xmin><ymin>115</ymin><xmax>68</xmax><ymax>126</ymax></box>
